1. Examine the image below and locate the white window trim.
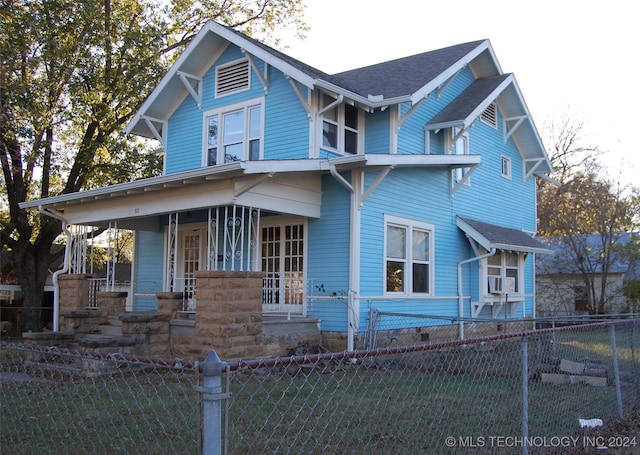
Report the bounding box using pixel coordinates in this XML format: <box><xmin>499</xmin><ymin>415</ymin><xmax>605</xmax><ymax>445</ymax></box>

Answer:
<box><xmin>501</xmin><ymin>155</ymin><xmax>512</xmax><ymax>180</ymax></box>
<box><xmin>318</xmin><ymin>93</ymin><xmax>363</xmax><ymax>155</ymax></box>
<box><xmin>202</xmin><ymin>97</ymin><xmax>264</xmax><ymax>166</ymax></box>
<box><xmin>447</xmin><ymin>127</ymin><xmax>470</xmax><ymax>186</ymax></box>
<box><xmin>215</xmin><ymin>58</ymin><xmax>251</xmax><ymax>98</ymax></box>
<box><xmin>384</xmin><ymin>214</ymin><xmax>435</xmax><ymax>296</ymax></box>
<box><xmin>482</xmin><ymin>250</ymin><xmax>524</xmax><ymax>299</ymax></box>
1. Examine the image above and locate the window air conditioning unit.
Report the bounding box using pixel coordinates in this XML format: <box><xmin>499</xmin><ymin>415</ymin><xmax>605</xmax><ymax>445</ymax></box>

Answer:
<box><xmin>488</xmin><ymin>276</ymin><xmax>504</xmax><ymax>294</ymax></box>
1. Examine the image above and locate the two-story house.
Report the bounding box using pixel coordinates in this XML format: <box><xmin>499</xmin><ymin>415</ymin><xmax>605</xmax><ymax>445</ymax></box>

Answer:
<box><xmin>20</xmin><ymin>21</ymin><xmax>552</xmax><ymax>352</ymax></box>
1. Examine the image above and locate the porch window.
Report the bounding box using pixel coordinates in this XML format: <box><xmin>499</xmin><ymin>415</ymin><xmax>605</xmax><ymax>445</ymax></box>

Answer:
<box><xmin>204</xmin><ymin>99</ymin><xmax>263</xmax><ymax>166</ymax></box>
<box><xmin>320</xmin><ymin>93</ymin><xmax>360</xmax><ymax>155</ymax></box>
<box><xmin>486</xmin><ymin>251</ymin><xmax>521</xmax><ymax>295</ymax></box>
<box><xmin>385</xmin><ymin>215</ymin><xmax>434</xmax><ymax>295</ymax></box>
<box><xmin>261</xmin><ymin>222</ymin><xmax>306</xmax><ymax>313</ymax></box>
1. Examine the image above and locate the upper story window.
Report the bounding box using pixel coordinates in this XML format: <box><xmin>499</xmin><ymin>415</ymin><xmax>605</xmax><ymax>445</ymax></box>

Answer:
<box><xmin>501</xmin><ymin>156</ymin><xmax>512</xmax><ymax>179</ymax></box>
<box><xmin>320</xmin><ymin>93</ymin><xmax>360</xmax><ymax>154</ymax></box>
<box><xmin>204</xmin><ymin>99</ymin><xmax>263</xmax><ymax>166</ymax></box>
<box><xmin>486</xmin><ymin>251</ymin><xmax>522</xmax><ymax>296</ymax></box>
<box><xmin>216</xmin><ymin>59</ymin><xmax>250</xmax><ymax>97</ymax></box>
<box><xmin>481</xmin><ymin>102</ymin><xmax>498</xmax><ymax>128</ymax></box>
<box><xmin>448</xmin><ymin>127</ymin><xmax>470</xmax><ymax>185</ymax></box>
<box><xmin>385</xmin><ymin>215</ymin><xmax>434</xmax><ymax>295</ymax></box>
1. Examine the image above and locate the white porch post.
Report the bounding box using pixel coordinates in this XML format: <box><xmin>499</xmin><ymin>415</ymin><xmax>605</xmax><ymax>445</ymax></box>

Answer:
<box><xmin>348</xmin><ymin>170</ymin><xmax>363</xmax><ymax>351</ymax></box>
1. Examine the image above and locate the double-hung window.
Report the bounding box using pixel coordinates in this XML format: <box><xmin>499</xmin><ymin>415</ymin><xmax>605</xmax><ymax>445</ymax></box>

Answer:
<box><xmin>449</xmin><ymin>127</ymin><xmax>470</xmax><ymax>185</ymax></box>
<box><xmin>205</xmin><ymin>100</ymin><xmax>263</xmax><ymax>166</ymax></box>
<box><xmin>385</xmin><ymin>215</ymin><xmax>434</xmax><ymax>295</ymax></box>
<box><xmin>487</xmin><ymin>251</ymin><xmax>521</xmax><ymax>295</ymax></box>
<box><xmin>320</xmin><ymin>93</ymin><xmax>360</xmax><ymax>155</ymax></box>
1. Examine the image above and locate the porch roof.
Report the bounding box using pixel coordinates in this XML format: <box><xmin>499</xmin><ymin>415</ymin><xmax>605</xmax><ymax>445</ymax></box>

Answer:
<box><xmin>20</xmin><ymin>155</ymin><xmax>481</xmax><ymax>228</ymax></box>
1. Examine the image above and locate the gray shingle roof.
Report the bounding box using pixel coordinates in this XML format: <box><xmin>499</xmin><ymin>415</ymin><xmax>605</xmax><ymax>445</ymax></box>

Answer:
<box><xmin>426</xmin><ymin>74</ymin><xmax>511</xmax><ymax>128</ymax></box>
<box><xmin>223</xmin><ymin>24</ymin><xmax>486</xmax><ymax>99</ymax></box>
<box><xmin>332</xmin><ymin>41</ymin><xmax>487</xmax><ymax>99</ymax></box>
<box><xmin>457</xmin><ymin>217</ymin><xmax>551</xmax><ymax>254</ymax></box>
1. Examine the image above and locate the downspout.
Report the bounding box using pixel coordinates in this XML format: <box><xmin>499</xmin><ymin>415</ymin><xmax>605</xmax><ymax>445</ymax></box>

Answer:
<box><xmin>457</xmin><ymin>247</ymin><xmax>496</xmax><ymax>340</ymax></box>
<box><xmin>38</xmin><ymin>205</ymin><xmax>72</xmax><ymax>332</ymax></box>
<box><xmin>329</xmin><ymin>164</ymin><xmax>360</xmax><ymax>351</ymax></box>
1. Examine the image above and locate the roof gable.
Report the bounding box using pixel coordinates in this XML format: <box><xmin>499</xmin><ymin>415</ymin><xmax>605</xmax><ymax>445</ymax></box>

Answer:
<box><xmin>126</xmin><ymin>21</ymin><xmax>497</xmax><ymax>136</ymax></box>
<box><xmin>124</xmin><ymin>21</ymin><xmax>550</xmax><ymax>178</ymax></box>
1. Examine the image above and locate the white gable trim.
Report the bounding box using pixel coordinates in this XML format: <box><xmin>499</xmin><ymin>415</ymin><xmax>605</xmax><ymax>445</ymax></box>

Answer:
<box><xmin>410</xmin><ymin>40</ymin><xmax>496</xmax><ymax>105</ymax></box>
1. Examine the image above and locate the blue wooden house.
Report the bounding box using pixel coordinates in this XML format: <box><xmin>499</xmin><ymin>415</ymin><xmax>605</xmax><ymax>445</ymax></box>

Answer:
<box><xmin>21</xmin><ymin>21</ymin><xmax>552</xmax><ymax>350</ymax></box>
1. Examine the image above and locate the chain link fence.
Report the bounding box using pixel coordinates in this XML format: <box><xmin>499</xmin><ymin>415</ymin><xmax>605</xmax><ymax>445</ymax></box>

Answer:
<box><xmin>0</xmin><ymin>345</ymin><xmax>200</xmax><ymax>454</ymax></box>
<box><xmin>2</xmin><ymin>317</ymin><xmax>639</xmax><ymax>454</ymax></box>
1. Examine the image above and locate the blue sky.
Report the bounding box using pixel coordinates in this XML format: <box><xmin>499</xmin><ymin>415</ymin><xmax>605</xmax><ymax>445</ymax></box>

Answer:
<box><xmin>281</xmin><ymin>0</ymin><xmax>637</xmax><ymax>186</ymax></box>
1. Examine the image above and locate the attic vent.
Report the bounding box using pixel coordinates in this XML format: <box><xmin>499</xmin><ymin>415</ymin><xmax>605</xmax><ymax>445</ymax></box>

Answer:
<box><xmin>481</xmin><ymin>102</ymin><xmax>497</xmax><ymax>128</ymax></box>
<box><xmin>216</xmin><ymin>60</ymin><xmax>250</xmax><ymax>97</ymax></box>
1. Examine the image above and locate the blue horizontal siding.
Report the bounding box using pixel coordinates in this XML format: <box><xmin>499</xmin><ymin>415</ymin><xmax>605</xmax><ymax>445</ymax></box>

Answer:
<box><xmin>134</xmin><ymin>230</ymin><xmax>164</xmax><ymax>311</ymax></box>
<box><xmin>263</xmin><ymin>71</ymin><xmax>310</xmax><ymax>160</ymax></box>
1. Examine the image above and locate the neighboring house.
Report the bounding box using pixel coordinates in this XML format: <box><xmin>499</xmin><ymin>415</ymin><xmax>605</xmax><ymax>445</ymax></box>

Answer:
<box><xmin>536</xmin><ymin>234</ymin><xmax>639</xmax><ymax>316</ymax></box>
<box><xmin>20</xmin><ymin>21</ymin><xmax>552</xmax><ymax>350</ymax></box>
<box><xmin>1</xmin><ymin>248</ymin><xmax>56</xmax><ymax>333</ymax></box>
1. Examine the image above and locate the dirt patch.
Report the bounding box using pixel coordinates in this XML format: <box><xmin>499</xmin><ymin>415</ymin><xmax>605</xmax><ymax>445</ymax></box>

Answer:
<box><xmin>569</xmin><ymin>408</ymin><xmax>640</xmax><ymax>454</ymax></box>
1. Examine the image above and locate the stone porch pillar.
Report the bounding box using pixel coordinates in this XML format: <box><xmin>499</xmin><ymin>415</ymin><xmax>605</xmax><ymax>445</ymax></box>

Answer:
<box><xmin>188</xmin><ymin>271</ymin><xmax>264</xmax><ymax>361</ymax></box>
<box><xmin>58</xmin><ymin>274</ymin><xmax>94</xmax><ymax>312</ymax></box>
<box><xmin>97</xmin><ymin>291</ymin><xmax>128</xmax><ymax>317</ymax></box>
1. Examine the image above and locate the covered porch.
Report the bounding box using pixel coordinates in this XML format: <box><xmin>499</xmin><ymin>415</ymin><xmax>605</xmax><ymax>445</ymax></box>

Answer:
<box><xmin>67</xmin><ymin>204</ymin><xmax>312</xmax><ymax>319</ymax></box>
<box><xmin>20</xmin><ymin>162</ymin><xmax>324</xmax><ymax>331</ymax></box>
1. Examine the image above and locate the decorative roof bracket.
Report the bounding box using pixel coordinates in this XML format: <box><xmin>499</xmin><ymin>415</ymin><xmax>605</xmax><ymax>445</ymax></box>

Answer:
<box><xmin>450</xmin><ymin>163</ymin><xmax>479</xmax><ymax>197</ymax></box>
<box><xmin>141</xmin><ymin>115</ymin><xmax>167</xmax><ymax>151</ymax></box>
<box><xmin>361</xmin><ymin>165</ymin><xmax>394</xmax><ymax>206</ymax></box>
<box><xmin>523</xmin><ymin>157</ymin><xmax>544</xmax><ymax>180</ymax></box>
<box><xmin>242</xmin><ymin>50</ymin><xmax>269</xmax><ymax>93</ymax></box>
<box><xmin>286</xmin><ymin>76</ymin><xmax>311</xmax><ymax>115</ymax></box>
<box><xmin>318</xmin><ymin>94</ymin><xmax>343</xmax><ymax>115</ymax></box>
<box><xmin>233</xmin><ymin>173</ymin><xmax>274</xmax><ymax>199</ymax></box>
<box><xmin>503</xmin><ymin>115</ymin><xmax>527</xmax><ymax>143</ymax></box>
<box><xmin>396</xmin><ymin>97</ymin><xmax>427</xmax><ymax>133</ymax></box>
<box><xmin>176</xmin><ymin>71</ymin><xmax>203</xmax><ymax>109</ymax></box>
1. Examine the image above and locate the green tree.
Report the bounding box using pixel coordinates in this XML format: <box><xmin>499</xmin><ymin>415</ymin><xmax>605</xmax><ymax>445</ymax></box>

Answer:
<box><xmin>0</xmin><ymin>0</ymin><xmax>306</xmax><ymax>331</ymax></box>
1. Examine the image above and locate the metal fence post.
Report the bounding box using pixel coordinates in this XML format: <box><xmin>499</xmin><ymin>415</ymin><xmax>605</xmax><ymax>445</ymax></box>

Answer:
<box><xmin>609</xmin><ymin>324</ymin><xmax>624</xmax><ymax>419</ymax></box>
<box><xmin>522</xmin><ymin>337</ymin><xmax>529</xmax><ymax>455</ymax></box>
<box><xmin>199</xmin><ymin>350</ymin><xmax>229</xmax><ymax>455</ymax></box>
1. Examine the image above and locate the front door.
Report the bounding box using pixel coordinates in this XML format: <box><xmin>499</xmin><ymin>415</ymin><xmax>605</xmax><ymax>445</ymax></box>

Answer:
<box><xmin>261</xmin><ymin>222</ymin><xmax>305</xmax><ymax>314</ymax></box>
<box><xmin>178</xmin><ymin>228</ymin><xmax>203</xmax><ymax>310</ymax></box>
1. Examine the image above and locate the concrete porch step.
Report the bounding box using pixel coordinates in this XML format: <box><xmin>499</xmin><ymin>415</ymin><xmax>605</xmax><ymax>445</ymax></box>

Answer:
<box><xmin>93</xmin><ymin>316</ymin><xmax>123</xmax><ymax>336</ymax></box>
